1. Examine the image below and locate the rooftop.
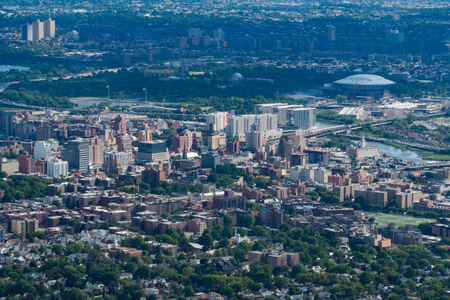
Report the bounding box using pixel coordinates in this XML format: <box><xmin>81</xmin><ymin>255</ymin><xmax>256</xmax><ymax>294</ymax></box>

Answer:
<box><xmin>334</xmin><ymin>74</ymin><xmax>395</xmax><ymax>86</ymax></box>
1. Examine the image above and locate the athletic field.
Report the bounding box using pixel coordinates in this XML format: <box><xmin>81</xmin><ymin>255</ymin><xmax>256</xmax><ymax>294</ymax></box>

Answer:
<box><xmin>371</xmin><ymin>213</ymin><xmax>435</xmax><ymax>228</ymax></box>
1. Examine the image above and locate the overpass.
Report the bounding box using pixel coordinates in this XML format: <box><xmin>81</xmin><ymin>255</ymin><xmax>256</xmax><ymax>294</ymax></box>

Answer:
<box><xmin>398</xmin><ymin>162</ymin><xmax>450</xmax><ymax>171</ymax></box>
<box><xmin>304</xmin><ymin>119</ymin><xmax>394</xmax><ymax>138</ymax></box>
<box><xmin>343</xmin><ymin>134</ymin><xmax>446</xmax><ymax>152</ymax></box>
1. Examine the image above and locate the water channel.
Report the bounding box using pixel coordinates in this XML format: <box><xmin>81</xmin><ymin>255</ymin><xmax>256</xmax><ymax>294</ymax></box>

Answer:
<box><xmin>315</xmin><ymin>121</ymin><xmax>428</xmax><ymax>163</ymax></box>
<box><xmin>0</xmin><ymin>65</ymin><xmax>30</xmax><ymax>72</ymax></box>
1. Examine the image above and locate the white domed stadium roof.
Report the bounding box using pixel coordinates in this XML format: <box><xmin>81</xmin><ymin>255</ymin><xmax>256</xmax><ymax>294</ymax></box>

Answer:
<box><xmin>334</xmin><ymin>74</ymin><xmax>395</xmax><ymax>86</ymax></box>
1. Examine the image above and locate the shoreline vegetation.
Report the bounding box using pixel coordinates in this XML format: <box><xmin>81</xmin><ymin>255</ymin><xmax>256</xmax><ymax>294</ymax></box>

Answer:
<box><xmin>384</xmin><ymin>141</ymin><xmax>450</xmax><ymax>161</ymax></box>
<box><xmin>316</xmin><ymin>115</ymin><xmax>450</xmax><ymax>161</ymax></box>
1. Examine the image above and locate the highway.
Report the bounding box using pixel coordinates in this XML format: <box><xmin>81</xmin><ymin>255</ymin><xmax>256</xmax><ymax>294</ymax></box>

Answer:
<box><xmin>304</xmin><ymin>119</ymin><xmax>394</xmax><ymax>138</ymax></box>
<box><xmin>343</xmin><ymin>134</ymin><xmax>446</xmax><ymax>152</ymax></box>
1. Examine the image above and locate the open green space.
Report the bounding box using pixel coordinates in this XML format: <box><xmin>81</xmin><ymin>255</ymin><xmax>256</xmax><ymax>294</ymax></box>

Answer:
<box><xmin>3</xmin><ymin>66</ymin><xmax>344</xmax><ymax>112</ymax></box>
<box><xmin>371</xmin><ymin>213</ymin><xmax>435</xmax><ymax>228</ymax></box>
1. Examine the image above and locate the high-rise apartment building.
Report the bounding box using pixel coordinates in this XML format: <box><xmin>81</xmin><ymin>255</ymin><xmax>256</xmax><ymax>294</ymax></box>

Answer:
<box><xmin>226</xmin><ymin>114</ymin><xmax>277</xmax><ymax>139</ymax></box>
<box><xmin>291</xmin><ymin>108</ymin><xmax>316</xmax><ymax>130</ymax></box>
<box><xmin>61</xmin><ymin>139</ymin><xmax>90</xmax><ymax>173</ymax></box>
<box><xmin>245</xmin><ymin>131</ymin><xmax>263</xmax><ymax>150</ymax></box>
<box><xmin>116</xmin><ymin>135</ymin><xmax>133</xmax><ymax>152</ymax></box>
<box><xmin>188</xmin><ymin>219</ymin><xmax>207</xmax><ymax>236</ymax></box>
<box><xmin>171</xmin><ymin>130</ymin><xmax>193</xmax><ymax>153</ymax></box>
<box><xmin>104</xmin><ymin>152</ymin><xmax>133</xmax><ymax>175</ymax></box>
<box><xmin>19</xmin><ymin>152</ymin><xmax>33</xmax><ymax>174</ymax></box>
<box><xmin>138</xmin><ymin>129</ymin><xmax>152</xmax><ymax>142</ymax></box>
<box><xmin>213</xmin><ymin>28</ymin><xmax>225</xmax><ymax>40</ymax></box>
<box><xmin>327</xmin><ymin>25</ymin><xmax>336</xmax><ymax>41</ymax></box>
<box><xmin>22</xmin><ymin>18</ymin><xmax>55</xmax><ymax>41</ymax></box>
<box><xmin>0</xmin><ymin>110</ymin><xmax>15</xmax><ymax>137</ymax></box>
<box><xmin>206</xmin><ymin>112</ymin><xmax>228</xmax><ymax>132</ymax></box>
<box><xmin>255</xmin><ymin>103</ymin><xmax>306</xmax><ymax>126</ymax></box>
<box><xmin>89</xmin><ymin>138</ymin><xmax>105</xmax><ymax>166</ymax></box>
<box><xmin>47</xmin><ymin>159</ymin><xmax>69</xmax><ymax>178</ymax></box>
<box><xmin>21</xmin><ymin>23</ymin><xmax>33</xmax><ymax>41</ymax></box>
<box><xmin>43</xmin><ymin>18</ymin><xmax>55</xmax><ymax>38</ymax></box>
<box><xmin>112</xmin><ymin>115</ymin><xmax>127</xmax><ymax>135</ymax></box>
<box><xmin>34</xmin><ymin>141</ymin><xmax>51</xmax><ymax>160</ymax></box>
<box><xmin>11</xmin><ymin>218</ymin><xmax>39</xmax><ymax>236</ymax></box>
<box><xmin>32</xmin><ymin>20</ymin><xmax>44</xmax><ymax>41</ymax></box>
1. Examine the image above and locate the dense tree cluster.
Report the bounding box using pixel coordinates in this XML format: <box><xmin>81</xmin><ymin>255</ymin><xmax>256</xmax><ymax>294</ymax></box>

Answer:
<box><xmin>1</xmin><ymin>218</ymin><xmax>449</xmax><ymax>300</ymax></box>
<box><xmin>3</xmin><ymin>66</ymin><xmax>341</xmax><ymax>113</ymax></box>
<box><xmin>0</xmin><ymin>175</ymin><xmax>51</xmax><ymax>202</ymax></box>
<box><xmin>2</xmin><ymin>88</ymin><xmax>74</xmax><ymax>108</ymax></box>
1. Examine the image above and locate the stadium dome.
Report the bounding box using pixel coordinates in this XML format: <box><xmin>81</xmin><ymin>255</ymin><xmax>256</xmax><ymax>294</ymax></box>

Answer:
<box><xmin>229</xmin><ymin>73</ymin><xmax>243</xmax><ymax>86</ymax></box>
<box><xmin>334</xmin><ymin>74</ymin><xmax>395</xmax><ymax>86</ymax></box>
<box><xmin>333</xmin><ymin>74</ymin><xmax>395</xmax><ymax>99</ymax></box>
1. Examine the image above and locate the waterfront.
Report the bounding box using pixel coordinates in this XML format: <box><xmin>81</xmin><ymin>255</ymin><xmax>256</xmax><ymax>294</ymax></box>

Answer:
<box><xmin>316</xmin><ymin>120</ymin><xmax>340</xmax><ymax>130</ymax></box>
<box><xmin>315</xmin><ymin>121</ymin><xmax>428</xmax><ymax>163</ymax></box>
<box><xmin>0</xmin><ymin>65</ymin><xmax>30</xmax><ymax>72</ymax></box>
<box><xmin>370</xmin><ymin>141</ymin><xmax>428</xmax><ymax>163</ymax></box>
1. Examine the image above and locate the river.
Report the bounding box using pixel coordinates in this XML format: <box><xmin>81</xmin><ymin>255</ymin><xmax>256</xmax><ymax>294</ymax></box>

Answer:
<box><xmin>369</xmin><ymin>142</ymin><xmax>427</xmax><ymax>163</ymax></box>
<box><xmin>315</xmin><ymin>121</ymin><xmax>428</xmax><ymax>163</ymax></box>
<box><xmin>0</xmin><ymin>65</ymin><xmax>30</xmax><ymax>72</ymax></box>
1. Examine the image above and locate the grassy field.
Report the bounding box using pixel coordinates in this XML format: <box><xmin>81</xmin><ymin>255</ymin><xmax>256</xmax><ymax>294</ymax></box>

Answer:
<box><xmin>384</xmin><ymin>142</ymin><xmax>450</xmax><ymax>161</ymax></box>
<box><xmin>372</xmin><ymin>213</ymin><xmax>435</xmax><ymax>228</ymax></box>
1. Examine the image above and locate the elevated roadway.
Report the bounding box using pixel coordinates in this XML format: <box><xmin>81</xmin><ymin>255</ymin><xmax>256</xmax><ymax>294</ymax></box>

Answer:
<box><xmin>304</xmin><ymin>119</ymin><xmax>394</xmax><ymax>138</ymax></box>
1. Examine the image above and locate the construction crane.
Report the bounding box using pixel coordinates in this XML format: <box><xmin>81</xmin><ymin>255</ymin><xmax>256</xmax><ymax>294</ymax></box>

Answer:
<box><xmin>350</xmin><ymin>78</ymin><xmax>359</xmax><ymax>102</ymax></box>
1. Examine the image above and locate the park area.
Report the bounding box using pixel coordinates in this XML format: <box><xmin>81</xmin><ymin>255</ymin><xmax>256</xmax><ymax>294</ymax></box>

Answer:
<box><xmin>371</xmin><ymin>213</ymin><xmax>436</xmax><ymax>228</ymax></box>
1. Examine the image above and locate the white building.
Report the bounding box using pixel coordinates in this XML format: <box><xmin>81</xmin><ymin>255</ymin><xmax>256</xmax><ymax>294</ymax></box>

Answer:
<box><xmin>255</xmin><ymin>103</ymin><xmax>288</xmax><ymax>114</ymax></box>
<box><xmin>346</xmin><ymin>136</ymin><xmax>379</xmax><ymax>158</ymax></box>
<box><xmin>261</xmin><ymin>129</ymin><xmax>283</xmax><ymax>140</ymax></box>
<box><xmin>32</xmin><ymin>20</ymin><xmax>44</xmax><ymax>41</ymax></box>
<box><xmin>226</xmin><ymin>114</ymin><xmax>277</xmax><ymax>139</ymax></box>
<box><xmin>291</xmin><ymin>108</ymin><xmax>316</xmax><ymax>130</ymax></box>
<box><xmin>206</xmin><ymin>112</ymin><xmax>228</xmax><ymax>132</ymax></box>
<box><xmin>0</xmin><ymin>158</ymin><xmax>19</xmax><ymax>175</ymax></box>
<box><xmin>43</xmin><ymin>18</ymin><xmax>55</xmax><ymax>38</ymax></box>
<box><xmin>47</xmin><ymin>159</ymin><xmax>69</xmax><ymax>178</ymax></box>
<box><xmin>255</xmin><ymin>103</ymin><xmax>306</xmax><ymax>126</ymax></box>
<box><xmin>47</xmin><ymin>139</ymin><xmax>59</xmax><ymax>151</ymax></box>
<box><xmin>34</xmin><ymin>141</ymin><xmax>51</xmax><ymax>160</ymax></box>
<box><xmin>277</xmin><ymin>105</ymin><xmax>306</xmax><ymax>126</ymax></box>
<box><xmin>314</xmin><ymin>168</ymin><xmax>332</xmax><ymax>183</ymax></box>
<box><xmin>290</xmin><ymin>165</ymin><xmax>331</xmax><ymax>183</ymax></box>
<box><xmin>338</xmin><ymin>106</ymin><xmax>365</xmax><ymax>120</ymax></box>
